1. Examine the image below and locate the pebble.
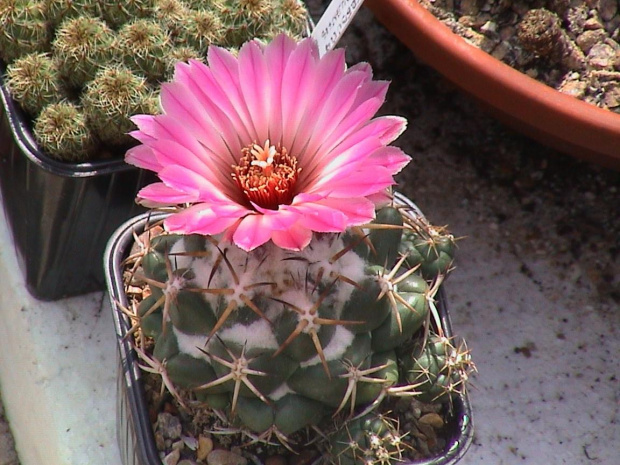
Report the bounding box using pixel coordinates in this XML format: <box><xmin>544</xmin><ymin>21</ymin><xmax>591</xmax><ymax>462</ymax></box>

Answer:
<box><xmin>207</xmin><ymin>449</ymin><xmax>248</xmax><ymax>465</ymax></box>
<box><xmin>587</xmin><ymin>43</ymin><xmax>617</xmax><ymax>69</ymax></box>
<box><xmin>197</xmin><ymin>435</ymin><xmax>214</xmax><ymax>461</ymax></box>
<box><xmin>599</xmin><ymin>0</ymin><xmax>618</xmax><ymax>22</ymax></box>
<box><xmin>577</xmin><ymin>29</ymin><xmax>609</xmax><ymax>54</ymax></box>
<box><xmin>157</xmin><ymin>412</ymin><xmax>183</xmax><ymax>440</ymax></box>
<box><xmin>419</xmin><ymin>412</ymin><xmax>445</xmax><ymax>429</ymax></box>
<box><xmin>164</xmin><ymin>448</ymin><xmax>181</xmax><ymax>465</ymax></box>
<box><xmin>178</xmin><ymin>461</ymin><xmax>200</xmax><ymax>465</ymax></box>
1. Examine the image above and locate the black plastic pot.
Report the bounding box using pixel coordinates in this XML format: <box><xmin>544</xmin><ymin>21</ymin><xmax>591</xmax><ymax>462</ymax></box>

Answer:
<box><xmin>104</xmin><ymin>194</ymin><xmax>474</xmax><ymax>465</ymax></box>
<box><xmin>0</xmin><ymin>69</ymin><xmax>151</xmax><ymax>300</ymax></box>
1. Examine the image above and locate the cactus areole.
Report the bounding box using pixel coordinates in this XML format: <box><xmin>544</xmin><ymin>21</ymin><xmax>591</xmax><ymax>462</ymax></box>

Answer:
<box><xmin>120</xmin><ymin>35</ymin><xmax>474</xmax><ymax>462</ymax></box>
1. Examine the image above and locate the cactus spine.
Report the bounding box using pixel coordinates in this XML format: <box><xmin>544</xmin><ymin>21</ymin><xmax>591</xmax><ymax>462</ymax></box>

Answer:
<box><xmin>123</xmin><ymin>197</ymin><xmax>474</xmax><ymax>462</ymax></box>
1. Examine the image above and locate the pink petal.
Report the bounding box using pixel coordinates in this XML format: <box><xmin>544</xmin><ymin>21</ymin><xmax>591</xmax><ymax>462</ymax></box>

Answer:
<box><xmin>207</xmin><ymin>46</ymin><xmax>257</xmax><ymax>140</ymax></box>
<box><xmin>125</xmin><ymin>145</ymin><xmax>163</xmax><ymax>172</ymax></box>
<box><xmin>165</xmin><ymin>204</ymin><xmax>244</xmax><ymax>235</ymax></box>
<box><xmin>174</xmin><ymin>61</ymin><xmax>249</xmax><ymax>154</ymax></box>
<box><xmin>271</xmin><ymin>223</ymin><xmax>313</xmax><ymax>251</ymax></box>
<box><xmin>264</xmin><ymin>34</ymin><xmax>305</xmax><ymax>144</ymax></box>
<box><xmin>158</xmin><ymin>165</ymin><xmax>231</xmax><ymax>203</ymax></box>
<box><xmin>284</xmin><ymin>201</ymin><xmax>348</xmax><ymax>232</ymax></box>
<box><xmin>238</xmin><ymin>40</ymin><xmax>271</xmax><ymax>141</ymax></box>
<box><xmin>160</xmin><ymin>82</ymin><xmax>240</xmax><ymax>162</ymax></box>
<box><xmin>315</xmin><ymin>197</ymin><xmax>376</xmax><ymax>225</ymax></box>
<box><xmin>137</xmin><ymin>182</ymin><xmax>197</xmax><ymax>205</ymax></box>
<box><xmin>280</xmin><ymin>38</ymin><xmax>318</xmax><ymax>150</ymax></box>
<box><xmin>367</xmin><ymin>146</ymin><xmax>411</xmax><ymax>173</ymax></box>
<box><xmin>232</xmin><ymin>214</ymin><xmax>275</xmax><ymax>251</ymax></box>
<box><xmin>310</xmin><ymin>167</ymin><xmax>397</xmax><ymax>198</ymax></box>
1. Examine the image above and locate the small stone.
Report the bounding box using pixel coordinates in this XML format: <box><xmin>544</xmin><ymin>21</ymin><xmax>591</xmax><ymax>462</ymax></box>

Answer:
<box><xmin>459</xmin><ymin>0</ymin><xmax>480</xmax><ymax>16</ymax></box>
<box><xmin>583</xmin><ymin>16</ymin><xmax>604</xmax><ymax>31</ymax></box>
<box><xmin>178</xmin><ymin>461</ymin><xmax>200</xmax><ymax>465</ymax></box>
<box><xmin>197</xmin><ymin>436</ymin><xmax>214</xmax><ymax>461</ymax></box>
<box><xmin>164</xmin><ymin>448</ymin><xmax>181</xmax><ymax>465</ymax></box>
<box><xmin>157</xmin><ymin>412</ymin><xmax>183</xmax><ymax>440</ymax></box>
<box><xmin>207</xmin><ymin>449</ymin><xmax>248</xmax><ymax>465</ymax></box>
<box><xmin>599</xmin><ymin>0</ymin><xmax>618</xmax><ymax>22</ymax></box>
<box><xmin>558</xmin><ymin>77</ymin><xmax>587</xmax><ymax>98</ymax></box>
<box><xmin>419</xmin><ymin>412</ymin><xmax>445</xmax><ymax>429</ymax></box>
<box><xmin>491</xmin><ymin>41</ymin><xmax>511</xmax><ymax>61</ymax></box>
<box><xmin>588</xmin><ymin>43</ymin><xmax>617</xmax><ymax>69</ymax></box>
<box><xmin>576</xmin><ymin>29</ymin><xmax>609</xmax><ymax>55</ymax></box>
<box><xmin>603</xmin><ymin>84</ymin><xmax>620</xmax><ymax>107</ymax></box>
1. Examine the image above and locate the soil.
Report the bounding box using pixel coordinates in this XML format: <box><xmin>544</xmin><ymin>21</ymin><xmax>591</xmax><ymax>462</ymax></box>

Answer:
<box><xmin>418</xmin><ymin>0</ymin><xmax>620</xmax><ymax>112</ymax></box>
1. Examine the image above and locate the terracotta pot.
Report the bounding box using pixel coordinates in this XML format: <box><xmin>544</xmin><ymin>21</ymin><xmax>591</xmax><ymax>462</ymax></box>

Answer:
<box><xmin>365</xmin><ymin>0</ymin><xmax>620</xmax><ymax>170</ymax></box>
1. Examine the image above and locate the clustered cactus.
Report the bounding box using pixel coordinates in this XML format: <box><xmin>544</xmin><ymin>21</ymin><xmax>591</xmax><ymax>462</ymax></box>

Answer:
<box><xmin>122</xmin><ymin>196</ymin><xmax>475</xmax><ymax>463</ymax></box>
<box><xmin>0</xmin><ymin>0</ymin><xmax>309</xmax><ymax>161</ymax></box>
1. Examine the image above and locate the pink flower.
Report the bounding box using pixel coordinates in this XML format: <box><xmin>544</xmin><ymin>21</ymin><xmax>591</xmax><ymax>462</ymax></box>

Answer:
<box><xmin>126</xmin><ymin>35</ymin><xmax>410</xmax><ymax>251</ymax></box>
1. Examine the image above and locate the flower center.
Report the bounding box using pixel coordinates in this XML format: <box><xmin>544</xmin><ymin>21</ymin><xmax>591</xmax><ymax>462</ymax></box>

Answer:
<box><xmin>232</xmin><ymin>140</ymin><xmax>300</xmax><ymax>210</ymax></box>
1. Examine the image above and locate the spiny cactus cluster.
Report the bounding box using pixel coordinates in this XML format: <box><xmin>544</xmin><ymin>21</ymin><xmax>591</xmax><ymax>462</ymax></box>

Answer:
<box><xmin>121</xmin><ymin>196</ymin><xmax>475</xmax><ymax>463</ymax></box>
<box><xmin>0</xmin><ymin>0</ymin><xmax>308</xmax><ymax>161</ymax></box>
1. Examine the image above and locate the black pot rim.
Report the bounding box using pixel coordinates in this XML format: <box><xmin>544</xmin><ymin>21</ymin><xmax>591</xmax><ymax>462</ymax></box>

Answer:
<box><xmin>104</xmin><ymin>195</ymin><xmax>474</xmax><ymax>465</ymax></box>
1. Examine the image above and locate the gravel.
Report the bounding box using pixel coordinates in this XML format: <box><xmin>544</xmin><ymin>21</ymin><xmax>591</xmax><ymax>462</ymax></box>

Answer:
<box><xmin>419</xmin><ymin>0</ymin><xmax>620</xmax><ymax>112</ymax></box>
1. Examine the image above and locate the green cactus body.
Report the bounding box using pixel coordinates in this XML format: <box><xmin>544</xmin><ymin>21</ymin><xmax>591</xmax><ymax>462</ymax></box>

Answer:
<box><xmin>399</xmin><ymin>225</ymin><xmax>456</xmax><ymax>281</ymax></box>
<box><xmin>81</xmin><ymin>65</ymin><xmax>158</xmax><ymax>146</ymax></box>
<box><xmin>328</xmin><ymin>412</ymin><xmax>407</xmax><ymax>465</ymax></box>
<box><xmin>52</xmin><ymin>16</ymin><xmax>115</xmax><ymax>88</ymax></box>
<box><xmin>403</xmin><ymin>334</ymin><xmax>473</xmax><ymax>403</ymax></box>
<box><xmin>33</xmin><ymin>101</ymin><xmax>92</xmax><ymax>161</ymax></box>
<box><xmin>45</xmin><ymin>0</ymin><xmax>101</xmax><ymax>27</ymax></box>
<box><xmin>115</xmin><ymin>18</ymin><xmax>171</xmax><ymax>81</ymax></box>
<box><xmin>5</xmin><ymin>52</ymin><xmax>64</xmax><ymax>115</ymax></box>
<box><xmin>0</xmin><ymin>0</ymin><xmax>50</xmax><ymax>63</ymax></box>
<box><xmin>175</xmin><ymin>8</ymin><xmax>225</xmax><ymax>54</ymax></box>
<box><xmin>98</xmin><ymin>0</ymin><xmax>154</xmax><ymax>27</ymax></box>
<box><xmin>130</xmin><ymin>203</ymin><xmax>470</xmax><ymax>442</ymax></box>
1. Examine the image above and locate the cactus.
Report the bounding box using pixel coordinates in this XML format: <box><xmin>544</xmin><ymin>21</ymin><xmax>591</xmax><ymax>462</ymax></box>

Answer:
<box><xmin>5</xmin><ymin>52</ymin><xmax>64</xmax><ymax>115</ymax></box>
<box><xmin>0</xmin><ymin>0</ymin><xmax>309</xmax><ymax>162</ymax></box>
<box><xmin>327</xmin><ymin>412</ymin><xmax>409</xmax><ymax>465</ymax></box>
<box><xmin>123</xmin><ymin>198</ymin><xmax>474</xmax><ymax>461</ymax></box>
<box><xmin>115</xmin><ymin>18</ymin><xmax>171</xmax><ymax>82</ymax></box>
<box><xmin>402</xmin><ymin>334</ymin><xmax>474</xmax><ymax>404</ymax></box>
<box><xmin>0</xmin><ymin>0</ymin><xmax>49</xmax><ymax>63</ymax></box>
<box><xmin>51</xmin><ymin>15</ymin><xmax>115</xmax><ymax>89</ymax></box>
<box><xmin>81</xmin><ymin>65</ymin><xmax>158</xmax><ymax>146</ymax></box>
<box><xmin>33</xmin><ymin>101</ymin><xmax>92</xmax><ymax>161</ymax></box>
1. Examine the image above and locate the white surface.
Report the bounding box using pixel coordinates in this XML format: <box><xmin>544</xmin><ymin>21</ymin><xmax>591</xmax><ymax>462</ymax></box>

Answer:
<box><xmin>444</xmin><ymin>227</ymin><xmax>620</xmax><ymax>465</ymax></box>
<box><xmin>0</xmin><ymin>204</ymin><xmax>120</xmax><ymax>465</ymax></box>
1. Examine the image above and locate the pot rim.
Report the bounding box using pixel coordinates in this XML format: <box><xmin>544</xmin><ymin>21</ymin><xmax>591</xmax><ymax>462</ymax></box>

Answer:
<box><xmin>365</xmin><ymin>0</ymin><xmax>620</xmax><ymax>170</ymax></box>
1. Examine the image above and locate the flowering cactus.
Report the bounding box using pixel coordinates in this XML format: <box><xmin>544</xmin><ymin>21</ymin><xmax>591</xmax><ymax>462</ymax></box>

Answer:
<box><xmin>121</xmin><ymin>35</ymin><xmax>474</xmax><ymax>462</ymax></box>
